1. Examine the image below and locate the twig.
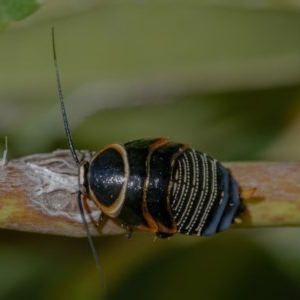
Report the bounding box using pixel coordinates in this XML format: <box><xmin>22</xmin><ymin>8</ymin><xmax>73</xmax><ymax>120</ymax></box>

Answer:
<box><xmin>0</xmin><ymin>150</ymin><xmax>125</xmax><ymax>237</ymax></box>
<box><xmin>0</xmin><ymin>150</ymin><xmax>299</xmax><ymax>237</ymax></box>
<box><xmin>226</xmin><ymin>161</ymin><xmax>300</xmax><ymax>229</ymax></box>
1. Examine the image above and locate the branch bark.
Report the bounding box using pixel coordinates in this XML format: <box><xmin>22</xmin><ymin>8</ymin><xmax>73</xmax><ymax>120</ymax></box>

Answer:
<box><xmin>0</xmin><ymin>150</ymin><xmax>299</xmax><ymax>237</ymax></box>
<box><xmin>0</xmin><ymin>150</ymin><xmax>125</xmax><ymax>237</ymax></box>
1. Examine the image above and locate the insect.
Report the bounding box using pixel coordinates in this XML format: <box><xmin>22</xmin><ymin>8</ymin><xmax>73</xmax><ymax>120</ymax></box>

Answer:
<box><xmin>84</xmin><ymin>137</ymin><xmax>241</xmax><ymax>238</ymax></box>
<box><xmin>51</xmin><ymin>28</ymin><xmax>241</xmax><ymax>273</ymax></box>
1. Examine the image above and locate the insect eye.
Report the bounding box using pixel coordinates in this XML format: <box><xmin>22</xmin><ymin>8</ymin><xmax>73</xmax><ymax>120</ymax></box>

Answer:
<box><xmin>79</xmin><ymin>161</ymin><xmax>90</xmax><ymax>193</ymax></box>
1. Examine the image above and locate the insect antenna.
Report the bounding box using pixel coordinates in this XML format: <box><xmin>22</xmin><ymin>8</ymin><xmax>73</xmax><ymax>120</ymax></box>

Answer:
<box><xmin>51</xmin><ymin>27</ymin><xmax>106</xmax><ymax>289</ymax></box>
<box><xmin>51</xmin><ymin>27</ymin><xmax>80</xmax><ymax>166</ymax></box>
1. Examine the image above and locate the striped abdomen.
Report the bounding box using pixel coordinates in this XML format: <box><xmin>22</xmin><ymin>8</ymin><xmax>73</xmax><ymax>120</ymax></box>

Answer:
<box><xmin>86</xmin><ymin>138</ymin><xmax>241</xmax><ymax>238</ymax></box>
<box><xmin>170</xmin><ymin>149</ymin><xmax>240</xmax><ymax>236</ymax></box>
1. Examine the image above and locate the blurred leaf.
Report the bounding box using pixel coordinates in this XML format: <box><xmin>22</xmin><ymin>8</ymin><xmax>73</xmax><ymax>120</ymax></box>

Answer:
<box><xmin>1</xmin><ymin>2</ymin><xmax>300</xmax><ymax>155</ymax></box>
<box><xmin>0</xmin><ymin>0</ymin><xmax>41</xmax><ymax>29</ymax></box>
<box><xmin>105</xmin><ymin>233</ymin><xmax>300</xmax><ymax>300</ymax></box>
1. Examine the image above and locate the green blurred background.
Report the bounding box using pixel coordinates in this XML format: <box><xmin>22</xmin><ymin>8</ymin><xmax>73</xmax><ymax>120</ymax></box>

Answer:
<box><xmin>1</xmin><ymin>1</ymin><xmax>300</xmax><ymax>299</ymax></box>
